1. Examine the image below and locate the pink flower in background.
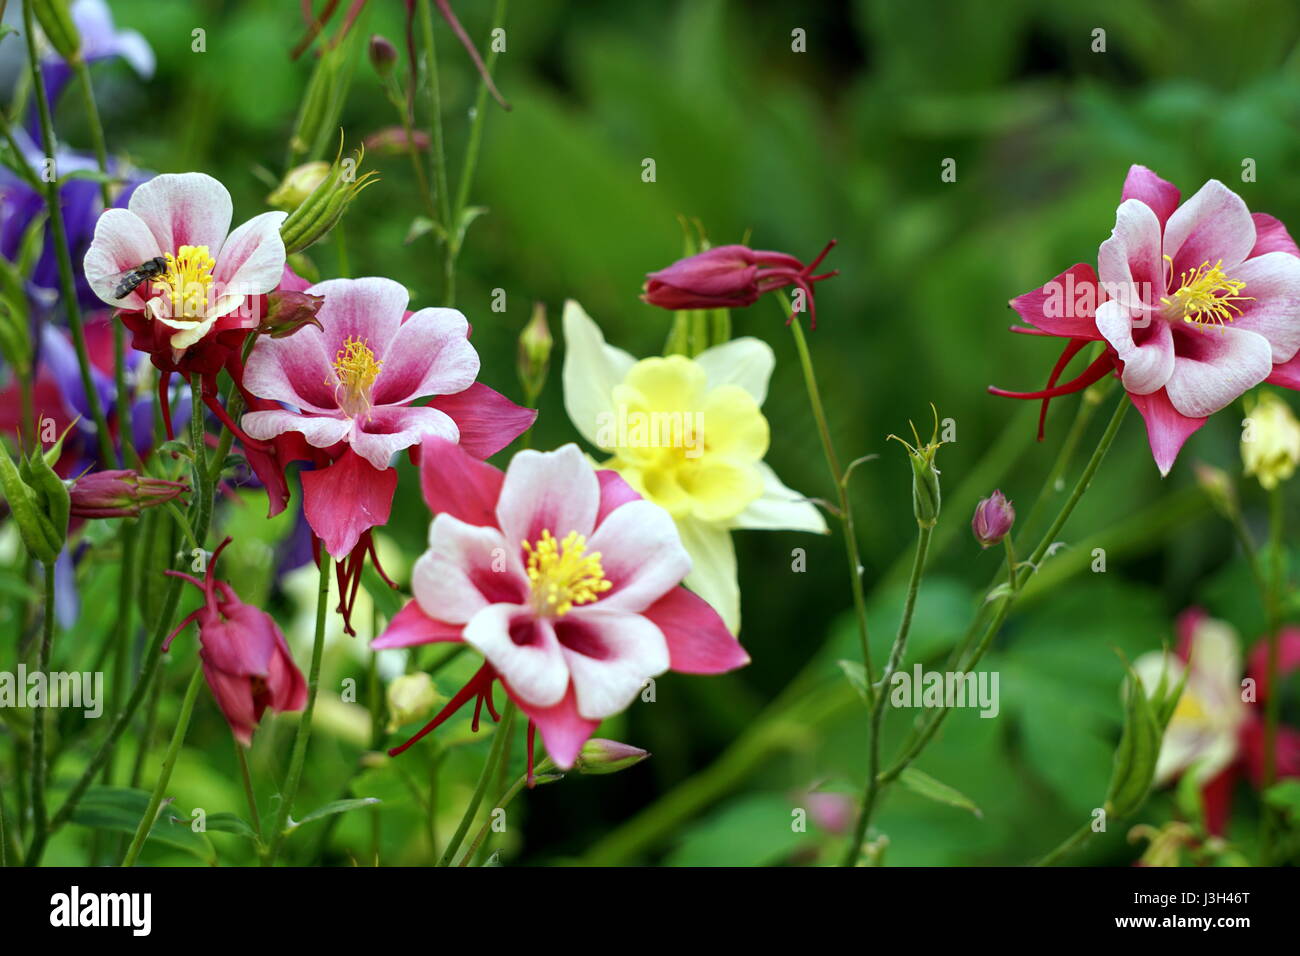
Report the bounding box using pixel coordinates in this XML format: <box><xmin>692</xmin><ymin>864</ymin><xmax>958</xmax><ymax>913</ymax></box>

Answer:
<box><xmin>992</xmin><ymin>165</ymin><xmax>1300</xmax><ymax>475</ymax></box>
<box><xmin>238</xmin><ymin>277</ymin><xmax>534</xmax><ymax>630</ymax></box>
<box><xmin>84</xmin><ymin>172</ymin><xmax>286</xmax><ymax>351</ymax></box>
<box><xmin>372</xmin><ymin>439</ymin><xmax>749</xmax><ymax>772</ymax></box>
<box><xmin>164</xmin><ymin>538</ymin><xmax>307</xmax><ymax>745</ymax></box>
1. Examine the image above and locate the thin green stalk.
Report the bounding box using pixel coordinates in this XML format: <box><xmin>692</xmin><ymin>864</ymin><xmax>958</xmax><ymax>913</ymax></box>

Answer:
<box><xmin>121</xmin><ymin>663</ymin><xmax>205</xmax><ymax>866</ymax></box>
<box><xmin>1035</xmin><ymin>820</ymin><xmax>1093</xmax><ymax>866</ymax></box>
<box><xmin>101</xmin><ymin>527</ymin><xmax>137</xmax><ymax>790</ymax></box>
<box><xmin>437</xmin><ymin>701</ymin><xmax>516</xmax><ymax>866</ymax></box>
<box><xmin>21</xmin><ymin>0</ymin><xmax>114</xmax><ymax>465</ymax></box>
<box><xmin>1260</xmin><ymin>484</ymin><xmax>1285</xmax><ymax>865</ymax></box>
<box><xmin>841</xmin><ymin>522</ymin><xmax>932</xmax><ymax>867</ymax></box>
<box><xmin>788</xmin><ymin>313</ymin><xmax>874</xmax><ymax>697</ymax></box>
<box><xmin>451</xmin><ymin>0</ymin><xmax>507</xmax><ymax>221</ymax></box>
<box><xmin>415</xmin><ymin>0</ymin><xmax>454</xmax><ymax>304</ymax></box>
<box><xmin>235</xmin><ymin>743</ymin><xmax>263</xmax><ymax>842</ymax></box>
<box><xmin>456</xmin><ymin>760</ymin><xmax>548</xmax><ymax>867</ymax></box>
<box><xmin>27</xmin><ymin>561</ymin><xmax>56</xmax><ymax>863</ymax></box>
<box><xmin>265</xmin><ymin>553</ymin><xmax>332</xmax><ymax>865</ymax></box>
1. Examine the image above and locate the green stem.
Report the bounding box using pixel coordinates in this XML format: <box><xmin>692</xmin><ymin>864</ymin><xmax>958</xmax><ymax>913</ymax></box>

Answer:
<box><xmin>265</xmin><ymin>553</ymin><xmax>332</xmax><ymax>865</ymax></box>
<box><xmin>1034</xmin><ymin>821</ymin><xmax>1093</xmax><ymax>867</ymax></box>
<box><xmin>21</xmin><ymin>0</ymin><xmax>115</xmax><ymax>466</ymax></box>
<box><xmin>121</xmin><ymin>663</ymin><xmax>205</xmax><ymax>866</ymax></box>
<box><xmin>27</xmin><ymin>561</ymin><xmax>56</xmax><ymax>862</ymax></box>
<box><xmin>788</xmin><ymin>312</ymin><xmax>874</xmax><ymax>697</ymax></box>
<box><xmin>456</xmin><ymin>759</ymin><xmax>550</xmax><ymax>867</ymax></box>
<box><xmin>841</xmin><ymin>522</ymin><xmax>932</xmax><ymax>866</ymax></box>
<box><xmin>451</xmin><ymin>0</ymin><xmax>507</xmax><ymax>222</ymax></box>
<box><xmin>437</xmin><ymin>701</ymin><xmax>516</xmax><ymax>866</ymax></box>
<box><xmin>1260</xmin><ymin>484</ymin><xmax>1284</xmax><ymax>865</ymax></box>
<box><xmin>236</xmin><ymin>743</ymin><xmax>263</xmax><ymax>842</ymax></box>
<box><xmin>415</xmin><ymin>0</ymin><xmax>454</xmax><ymax>305</ymax></box>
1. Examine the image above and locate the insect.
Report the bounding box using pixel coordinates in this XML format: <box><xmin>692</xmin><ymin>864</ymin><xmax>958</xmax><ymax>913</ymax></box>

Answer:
<box><xmin>109</xmin><ymin>256</ymin><xmax>168</xmax><ymax>299</ymax></box>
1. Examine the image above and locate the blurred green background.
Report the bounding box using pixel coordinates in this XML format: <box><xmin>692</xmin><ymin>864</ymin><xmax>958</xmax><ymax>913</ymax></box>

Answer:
<box><xmin>30</xmin><ymin>0</ymin><xmax>1300</xmax><ymax>864</ymax></box>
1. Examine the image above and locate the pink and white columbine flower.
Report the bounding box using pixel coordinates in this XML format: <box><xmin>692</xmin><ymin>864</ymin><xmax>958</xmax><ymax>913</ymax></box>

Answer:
<box><xmin>84</xmin><ymin>172</ymin><xmax>287</xmax><ymax>351</ymax></box>
<box><xmin>371</xmin><ymin>438</ymin><xmax>750</xmax><ymax>771</ymax></box>
<box><xmin>993</xmin><ymin>165</ymin><xmax>1300</xmax><ymax>474</ymax></box>
<box><xmin>238</xmin><ymin>277</ymin><xmax>534</xmax><ymax>629</ymax></box>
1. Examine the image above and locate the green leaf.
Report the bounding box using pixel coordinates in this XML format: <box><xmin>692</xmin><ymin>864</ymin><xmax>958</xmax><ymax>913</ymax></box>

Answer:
<box><xmin>1264</xmin><ymin>779</ymin><xmax>1300</xmax><ymax>824</ymax></box>
<box><xmin>405</xmin><ymin>216</ymin><xmax>445</xmax><ymax>244</ymax></box>
<box><xmin>836</xmin><ymin>659</ymin><xmax>871</xmax><ymax>706</ymax></box>
<box><xmin>362</xmin><ymin>566</ymin><xmax>404</xmax><ymax>622</ymax></box>
<box><xmin>199</xmin><ymin>812</ymin><xmax>259</xmax><ymax>841</ymax></box>
<box><xmin>71</xmin><ymin>786</ymin><xmax>216</xmax><ymax>863</ymax></box>
<box><xmin>288</xmin><ymin>797</ymin><xmax>381</xmax><ymax>832</ymax></box>
<box><xmin>898</xmin><ymin>767</ymin><xmax>983</xmax><ymax>818</ymax></box>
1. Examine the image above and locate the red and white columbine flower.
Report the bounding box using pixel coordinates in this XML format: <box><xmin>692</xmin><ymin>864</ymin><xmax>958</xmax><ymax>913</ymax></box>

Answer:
<box><xmin>372</xmin><ymin>439</ymin><xmax>749</xmax><ymax>771</ymax></box>
<box><xmin>84</xmin><ymin>172</ymin><xmax>287</xmax><ymax>351</ymax></box>
<box><xmin>239</xmin><ymin>277</ymin><xmax>534</xmax><ymax>629</ymax></box>
<box><xmin>993</xmin><ymin>165</ymin><xmax>1300</xmax><ymax>474</ymax></box>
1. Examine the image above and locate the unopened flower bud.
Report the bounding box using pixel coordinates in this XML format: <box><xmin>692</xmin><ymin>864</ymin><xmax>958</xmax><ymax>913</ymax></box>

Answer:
<box><xmin>971</xmin><ymin>490</ymin><xmax>1015</xmax><ymax>548</ymax></box>
<box><xmin>257</xmin><ymin>289</ymin><xmax>325</xmax><ymax>339</ymax></box>
<box><xmin>32</xmin><ymin>0</ymin><xmax>81</xmax><ymax>63</ymax></box>
<box><xmin>279</xmin><ymin>143</ymin><xmax>379</xmax><ymax>255</ymax></box>
<box><xmin>69</xmin><ymin>469</ymin><xmax>188</xmax><ymax>519</ymax></box>
<box><xmin>369</xmin><ymin>34</ymin><xmax>398</xmax><ymax>79</ymax></box>
<box><xmin>1193</xmin><ymin>462</ymin><xmax>1237</xmax><ymax>519</ymax></box>
<box><xmin>386</xmin><ymin>673</ymin><xmax>439</xmax><ymax>733</ymax></box>
<box><xmin>267</xmin><ymin>161</ymin><xmax>331</xmax><ymax>212</ymax></box>
<box><xmin>363</xmin><ymin>126</ymin><xmax>430</xmax><ymax>156</ymax></box>
<box><xmin>1241</xmin><ymin>390</ymin><xmax>1300</xmax><ymax>490</ymax></box>
<box><xmin>517</xmin><ymin>302</ymin><xmax>552</xmax><ymax>400</ymax></box>
<box><xmin>891</xmin><ymin>412</ymin><xmax>944</xmax><ymax>528</ymax></box>
<box><xmin>0</xmin><ymin>441</ymin><xmax>65</xmax><ymax>563</ymax></box>
<box><xmin>574</xmin><ymin>738</ymin><xmax>649</xmax><ymax>775</ymax></box>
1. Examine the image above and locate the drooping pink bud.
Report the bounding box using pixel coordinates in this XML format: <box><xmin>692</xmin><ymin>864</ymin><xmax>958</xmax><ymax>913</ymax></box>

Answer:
<box><xmin>971</xmin><ymin>490</ymin><xmax>1016</xmax><ymax>548</ymax></box>
<box><xmin>642</xmin><ymin>240</ymin><xmax>838</xmax><ymax>328</ymax></box>
<box><xmin>164</xmin><ymin>538</ymin><xmax>307</xmax><ymax>745</ymax></box>
<box><xmin>69</xmin><ymin>469</ymin><xmax>188</xmax><ymax>519</ymax></box>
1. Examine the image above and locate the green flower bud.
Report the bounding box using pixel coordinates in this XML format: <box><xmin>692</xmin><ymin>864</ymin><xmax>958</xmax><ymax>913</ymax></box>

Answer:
<box><xmin>386</xmin><ymin>673</ymin><xmax>439</xmax><ymax>733</ymax></box>
<box><xmin>32</xmin><ymin>0</ymin><xmax>81</xmax><ymax>64</ymax></box>
<box><xmin>267</xmin><ymin>161</ymin><xmax>331</xmax><ymax>212</ymax></box>
<box><xmin>0</xmin><ymin>441</ymin><xmax>64</xmax><ymax>564</ymax></box>
<box><xmin>889</xmin><ymin>408</ymin><xmax>945</xmax><ymax>528</ymax></box>
<box><xmin>517</xmin><ymin>302</ymin><xmax>552</xmax><ymax>400</ymax></box>
<box><xmin>279</xmin><ymin>142</ymin><xmax>379</xmax><ymax>255</ymax></box>
<box><xmin>574</xmin><ymin>738</ymin><xmax>650</xmax><ymax>775</ymax></box>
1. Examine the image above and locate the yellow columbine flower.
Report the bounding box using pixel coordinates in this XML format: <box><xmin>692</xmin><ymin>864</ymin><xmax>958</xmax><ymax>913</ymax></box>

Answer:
<box><xmin>562</xmin><ymin>300</ymin><xmax>826</xmax><ymax>633</ymax></box>
<box><xmin>1241</xmin><ymin>390</ymin><xmax>1300</xmax><ymax>490</ymax></box>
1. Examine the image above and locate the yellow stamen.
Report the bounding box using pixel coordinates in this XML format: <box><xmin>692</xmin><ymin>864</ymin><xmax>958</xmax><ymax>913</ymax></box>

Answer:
<box><xmin>152</xmin><ymin>244</ymin><xmax>216</xmax><ymax>319</ymax></box>
<box><xmin>330</xmin><ymin>336</ymin><xmax>383</xmax><ymax>416</ymax></box>
<box><xmin>522</xmin><ymin>529</ymin><xmax>612</xmax><ymax>616</ymax></box>
<box><xmin>1161</xmin><ymin>255</ymin><xmax>1254</xmax><ymax>332</ymax></box>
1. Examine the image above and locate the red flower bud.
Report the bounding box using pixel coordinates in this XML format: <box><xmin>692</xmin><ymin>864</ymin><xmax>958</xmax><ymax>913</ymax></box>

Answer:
<box><xmin>69</xmin><ymin>469</ymin><xmax>188</xmax><ymax>519</ymax></box>
<box><xmin>642</xmin><ymin>240</ymin><xmax>838</xmax><ymax>328</ymax></box>
<box><xmin>257</xmin><ymin>289</ymin><xmax>325</xmax><ymax>339</ymax></box>
<box><xmin>971</xmin><ymin>490</ymin><xmax>1016</xmax><ymax>548</ymax></box>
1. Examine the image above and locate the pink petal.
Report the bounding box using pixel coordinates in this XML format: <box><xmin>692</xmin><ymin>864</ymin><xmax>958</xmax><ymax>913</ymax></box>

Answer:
<box><xmin>1200</xmin><ymin>762</ymin><xmax>1239</xmax><ymax>837</ymax></box>
<box><xmin>496</xmin><ymin>444</ymin><xmax>599</xmax><ymax>548</ymax></box>
<box><xmin>201</xmin><ymin>660</ymin><xmax>258</xmax><ymax>746</ymax></box>
<box><xmin>1165</xmin><ymin>325</ymin><xmax>1272</xmax><ymax>418</ymax></box>
<box><xmin>426</xmin><ymin>383</ymin><xmax>536</xmax><ymax>459</ymax></box>
<box><xmin>371</xmin><ymin>598</ymin><xmax>465</xmax><ymax>649</ymax></box>
<box><xmin>463</xmin><ymin>605</ymin><xmax>570</xmax><ymax>708</ymax></box>
<box><xmin>308</xmin><ymin>276</ymin><xmax>407</xmax><ymax>362</ymax></box>
<box><xmin>411</xmin><ymin>514</ymin><xmax>526</xmax><ymax>625</ymax></box>
<box><xmin>1227</xmin><ymin>251</ymin><xmax>1300</xmax><ymax>363</ymax></box>
<box><xmin>1163</xmin><ymin>179</ymin><xmax>1257</xmax><ymax>276</ymax></box>
<box><xmin>83</xmin><ymin>208</ymin><xmax>165</xmax><ymax>310</ymax></box>
<box><xmin>1245</xmin><ymin>628</ymin><xmax>1300</xmax><ymax>699</ymax></box>
<box><xmin>242</xmin><ymin>324</ymin><xmax>339</xmax><ymax>413</ymax></box>
<box><xmin>349</xmin><ymin>404</ymin><xmax>459</xmax><ymax>471</ymax></box>
<box><xmin>1249</xmin><ymin>213</ymin><xmax>1300</xmax><ymax>259</ymax></box>
<box><xmin>1098</xmin><ymin>199</ymin><xmax>1165</xmax><ymax>308</ymax></box>
<box><xmin>266</xmin><ymin>635</ymin><xmax>308</xmax><ymax>712</ymax></box>
<box><xmin>555</xmin><ymin>607</ymin><xmax>669</xmax><ymax>720</ymax></box>
<box><xmin>1009</xmin><ymin>263</ymin><xmax>1104</xmax><ymax>340</ymax></box>
<box><xmin>1267</xmin><ymin>353</ymin><xmax>1300</xmax><ymax>390</ymax></box>
<box><xmin>370</xmin><ymin>307</ymin><xmax>480</xmax><ymax>406</ymax></box>
<box><xmin>1096</xmin><ymin>299</ymin><xmax>1175</xmax><ymax>395</ymax></box>
<box><xmin>1120</xmin><ymin>165</ymin><xmax>1181</xmax><ymax>228</ymax></box>
<box><xmin>301</xmin><ymin>447</ymin><xmax>397</xmax><ymax>558</ymax></box>
<box><xmin>1240</xmin><ymin>717</ymin><xmax>1300</xmax><ymax>788</ymax></box>
<box><xmin>587</xmin><ymin>499</ymin><xmax>690</xmax><ymax>613</ymax></box>
<box><xmin>643</xmin><ymin>585</ymin><xmax>750</xmax><ymax>674</ymax></box>
<box><xmin>1129</xmin><ymin>389</ymin><xmax>1207</xmax><ymax>476</ymax></box>
<box><xmin>128</xmin><ymin>172</ymin><xmax>232</xmax><ymax>256</ymax></box>
<box><xmin>595</xmin><ymin>469</ymin><xmax>641</xmax><ymax>525</ymax></box>
<box><xmin>506</xmin><ymin>683</ymin><xmax>599</xmax><ymax>770</ymax></box>
<box><xmin>240</xmin><ymin>408</ymin><xmax>351</xmax><ymax>449</ymax></box>
<box><xmin>213</xmin><ymin>211</ymin><xmax>288</xmax><ymax>299</ymax></box>
<box><xmin>419</xmin><ymin>435</ymin><xmax>504</xmax><ymax>526</ymax></box>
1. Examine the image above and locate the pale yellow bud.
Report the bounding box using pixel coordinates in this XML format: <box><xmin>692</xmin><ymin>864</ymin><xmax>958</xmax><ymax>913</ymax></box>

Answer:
<box><xmin>386</xmin><ymin>673</ymin><xmax>439</xmax><ymax>733</ymax></box>
<box><xmin>1242</xmin><ymin>391</ymin><xmax>1300</xmax><ymax>490</ymax></box>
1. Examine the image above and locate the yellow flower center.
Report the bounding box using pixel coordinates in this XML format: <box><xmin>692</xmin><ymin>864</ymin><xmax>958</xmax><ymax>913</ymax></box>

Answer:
<box><xmin>1161</xmin><ymin>256</ymin><xmax>1253</xmax><ymax>331</ymax></box>
<box><xmin>522</xmin><ymin>529</ymin><xmax>611</xmax><ymax>616</ymax></box>
<box><xmin>330</xmin><ymin>336</ymin><xmax>383</xmax><ymax>417</ymax></box>
<box><xmin>152</xmin><ymin>245</ymin><xmax>216</xmax><ymax>319</ymax></box>
<box><xmin>1171</xmin><ymin>689</ymin><xmax>1209</xmax><ymax>725</ymax></box>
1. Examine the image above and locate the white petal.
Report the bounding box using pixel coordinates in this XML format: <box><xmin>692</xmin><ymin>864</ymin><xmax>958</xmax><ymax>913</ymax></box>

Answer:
<box><xmin>731</xmin><ymin>462</ymin><xmax>828</xmax><ymax>532</ymax></box>
<box><xmin>677</xmin><ymin>516</ymin><xmax>740</xmax><ymax>634</ymax></box>
<box><xmin>694</xmin><ymin>337</ymin><xmax>775</xmax><ymax>405</ymax></box>
<box><xmin>561</xmin><ymin>299</ymin><xmax>636</xmax><ymax>448</ymax></box>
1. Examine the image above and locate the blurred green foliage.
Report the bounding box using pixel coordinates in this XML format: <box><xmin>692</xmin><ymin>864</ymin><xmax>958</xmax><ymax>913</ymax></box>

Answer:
<box><xmin>26</xmin><ymin>0</ymin><xmax>1300</xmax><ymax>865</ymax></box>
